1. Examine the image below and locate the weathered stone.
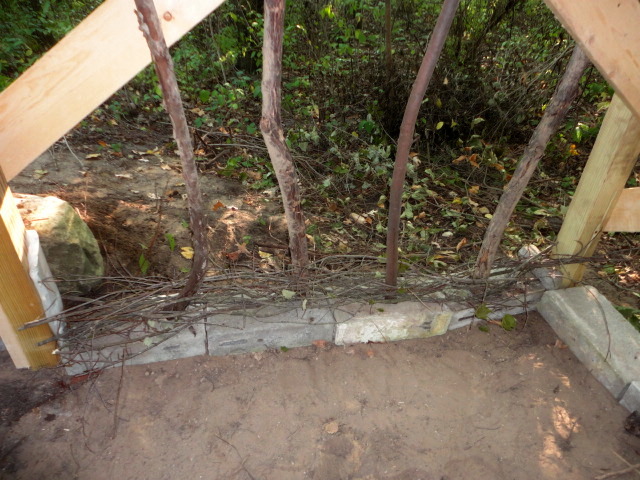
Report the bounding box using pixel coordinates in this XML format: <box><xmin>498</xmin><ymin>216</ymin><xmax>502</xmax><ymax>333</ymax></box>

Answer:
<box><xmin>15</xmin><ymin>194</ymin><xmax>104</xmax><ymax>294</ymax></box>
<box><xmin>334</xmin><ymin>301</ymin><xmax>451</xmax><ymax>345</ymax></box>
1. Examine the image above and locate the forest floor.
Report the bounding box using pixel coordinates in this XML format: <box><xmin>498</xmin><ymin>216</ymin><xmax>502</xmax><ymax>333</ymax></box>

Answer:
<box><xmin>1</xmin><ymin>119</ymin><xmax>639</xmax><ymax>479</ymax></box>
<box><xmin>1</xmin><ymin>313</ymin><xmax>640</xmax><ymax>480</ymax></box>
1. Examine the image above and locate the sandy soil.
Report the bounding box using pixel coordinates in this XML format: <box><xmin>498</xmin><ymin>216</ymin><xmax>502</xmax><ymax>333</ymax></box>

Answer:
<box><xmin>1</xmin><ymin>312</ymin><xmax>639</xmax><ymax>480</ymax></box>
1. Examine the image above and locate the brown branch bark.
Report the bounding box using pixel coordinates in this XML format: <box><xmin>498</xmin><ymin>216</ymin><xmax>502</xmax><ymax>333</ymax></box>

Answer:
<box><xmin>385</xmin><ymin>0</ymin><xmax>460</xmax><ymax>287</ymax></box>
<box><xmin>260</xmin><ymin>0</ymin><xmax>309</xmax><ymax>272</ymax></box>
<box><xmin>472</xmin><ymin>46</ymin><xmax>591</xmax><ymax>279</ymax></box>
<box><xmin>134</xmin><ymin>0</ymin><xmax>208</xmax><ymax>306</ymax></box>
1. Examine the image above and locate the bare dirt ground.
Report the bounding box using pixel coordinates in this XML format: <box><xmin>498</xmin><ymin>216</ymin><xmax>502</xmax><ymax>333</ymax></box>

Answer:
<box><xmin>0</xmin><ymin>312</ymin><xmax>639</xmax><ymax>480</ymax></box>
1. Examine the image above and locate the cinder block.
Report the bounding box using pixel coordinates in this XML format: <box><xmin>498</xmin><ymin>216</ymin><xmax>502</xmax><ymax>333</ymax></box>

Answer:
<box><xmin>64</xmin><ymin>323</ymin><xmax>207</xmax><ymax>375</ymax></box>
<box><xmin>538</xmin><ymin>286</ymin><xmax>640</xmax><ymax>400</ymax></box>
<box><xmin>620</xmin><ymin>381</ymin><xmax>640</xmax><ymax>412</ymax></box>
<box><xmin>518</xmin><ymin>244</ymin><xmax>563</xmax><ymax>290</ymax></box>
<box><xmin>334</xmin><ymin>301</ymin><xmax>451</xmax><ymax>345</ymax></box>
<box><xmin>206</xmin><ymin>307</ymin><xmax>335</xmax><ymax>355</ymax></box>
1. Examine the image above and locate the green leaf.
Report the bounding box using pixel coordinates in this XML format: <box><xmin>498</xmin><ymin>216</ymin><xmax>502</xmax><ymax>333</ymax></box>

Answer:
<box><xmin>164</xmin><ymin>233</ymin><xmax>176</xmax><ymax>251</ymax></box>
<box><xmin>478</xmin><ymin>325</ymin><xmax>490</xmax><ymax>333</ymax></box>
<box><xmin>282</xmin><ymin>289</ymin><xmax>296</xmax><ymax>299</ymax></box>
<box><xmin>280</xmin><ymin>346</ymin><xmax>290</xmax><ymax>352</ymax></box>
<box><xmin>436</xmin><ymin>121</ymin><xmax>444</xmax><ymax>130</ymax></box>
<box><xmin>475</xmin><ymin>303</ymin><xmax>491</xmax><ymax>320</ymax></box>
<box><xmin>501</xmin><ymin>314</ymin><xmax>517</xmax><ymax>331</ymax></box>
<box><xmin>139</xmin><ymin>253</ymin><xmax>150</xmax><ymax>275</ymax></box>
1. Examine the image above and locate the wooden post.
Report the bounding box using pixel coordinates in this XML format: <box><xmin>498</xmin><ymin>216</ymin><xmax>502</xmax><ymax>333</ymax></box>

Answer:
<box><xmin>0</xmin><ymin>167</ymin><xmax>58</xmax><ymax>369</ymax></box>
<box><xmin>604</xmin><ymin>188</ymin><xmax>640</xmax><ymax>233</ymax></box>
<box><xmin>554</xmin><ymin>94</ymin><xmax>640</xmax><ymax>286</ymax></box>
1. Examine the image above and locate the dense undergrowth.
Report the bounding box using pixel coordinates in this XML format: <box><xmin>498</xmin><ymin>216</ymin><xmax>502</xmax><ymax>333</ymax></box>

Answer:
<box><xmin>2</xmin><ymin>0</ymin><xmax>638</xmax><ymax>312</ymax></box>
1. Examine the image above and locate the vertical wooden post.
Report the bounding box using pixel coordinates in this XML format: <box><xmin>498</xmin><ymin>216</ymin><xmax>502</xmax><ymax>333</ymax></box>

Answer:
<box><xmin>554</xmin><ymin>94</ymin><xmax>640</xmax><ymax>286</ymax></box>
<box><xmin>0</xmin><ymin>167</ymin><xmax>58</xmax><ymax>369</ymax></box>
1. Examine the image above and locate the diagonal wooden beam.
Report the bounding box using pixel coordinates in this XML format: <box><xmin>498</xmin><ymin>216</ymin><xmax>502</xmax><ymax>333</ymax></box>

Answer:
<box><xmin>0</xmin><ymin>0</ymin><xmax>225</xmax><ymax>181</ymax></box>
<box><xmin>543</xmin><ymin>0</ymin><xmax>640</xmax><ymax>120</ymax></box>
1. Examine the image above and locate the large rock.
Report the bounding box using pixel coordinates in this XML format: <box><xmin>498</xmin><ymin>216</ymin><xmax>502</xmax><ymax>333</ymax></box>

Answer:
<box><xmin>15</xmin><ymin>194</ymin><xmax>104</xmax><ymax>294</ymax></box>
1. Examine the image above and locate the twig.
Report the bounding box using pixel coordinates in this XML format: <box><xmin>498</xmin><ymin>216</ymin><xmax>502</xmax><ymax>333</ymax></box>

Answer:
<box><xmin>212</xmin><ymin>432</ymin><xmax>256</xmax><ymax>480</ymax></box>
<box><xmin>111</xmin><ymin>357</ymin><xmax>126</xmax><ymax>439</ymax></box>
<box><xmin>595</xmin><ymin>463</ymin><xmax>640</xmax><ymax>480</ymax></box>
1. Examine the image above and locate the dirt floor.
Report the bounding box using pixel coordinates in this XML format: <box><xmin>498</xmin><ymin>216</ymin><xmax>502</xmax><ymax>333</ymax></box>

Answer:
<box><xmin>0</xmin><ymin>312</ymin><xmax>639</xmax><ymax>480</ymax></box>
<box><xmin>8</xmin><ymin>129</ymin><xmax>292</xmax><ymax>278</ymax></box>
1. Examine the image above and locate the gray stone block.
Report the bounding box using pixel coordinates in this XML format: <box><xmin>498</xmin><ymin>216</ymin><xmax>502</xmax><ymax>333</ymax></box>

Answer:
<box><xmin>538</xmin><ymin>286</ymin><xmax>640</xmax><ymax>399</ymax></box>
<box><xmin>620</xmin><ymin>381</ymin><xmax>640</xmax><ymax>412</ymax></box>
<box><xmin>64</xmin><ymin>323</ymin><xmax>207</xmax><ymax>375</ymax></box>
<box><xmin>334</xmin><ymin>301</ymin><xmax>451</xmax><ymax>345</ymax></box>
<box><xmin>518</xmin><ymin>244</ymin><xmax>563</xmax><ymax>290</ymax></box>
<box><xmin>206</xmin><ymin>307</ymin><xmax>335</xmax><ymax>355</ymax></box>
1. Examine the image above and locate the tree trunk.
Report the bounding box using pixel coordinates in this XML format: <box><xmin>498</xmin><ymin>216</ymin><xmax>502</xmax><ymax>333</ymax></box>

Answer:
<box><xmin>385</xmin><ymin>0</ymin><xmax>460</xmax><ymax>287</ymax></box>
<box><xmin>472</xmin><ymin>46</ymin><xmax>591</xmax><ymax>279</ymax></box>
<box><xmin>260</xmin><ymin>0</ymin><xmax>309</xmax><ymax>272</ymax></box>
<box><xmin>385</xmin><ymin>0</ymin><xmax>393</xmax><ymax>80</ymax></box>
<box><xmin>134</xmin><ymin>0</ymin><xmax>208</xmax><ymax>306</ymax></box>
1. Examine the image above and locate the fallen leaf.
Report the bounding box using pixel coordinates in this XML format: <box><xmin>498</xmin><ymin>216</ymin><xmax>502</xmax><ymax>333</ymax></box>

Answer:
<box><xmin>235</xmin><ymin>243</ymin><xmax>250</xmax><ymax>255</ymax></box>
<box><xmin>323</xmin><ymin>421</ymin><xmax>339</xmax><ymax>435</ymax></box>
<box><xmin>282</xmin><ymin>289</ymin><xmax>296</xmax><ymax>300</ymax></box>
<box><xmin>456</xmin><ymin>237</ymin><xmax>468</xmax><ymax>251</ymax></box>
<box><xmin>160</xmin><ymin>163</ymin><xmax>172</xmax><ymax>171</ymax></box>
<box><xmin>115</xmin><ymin>173</ymin><xmax>132</xmax><ymax>179</ymax></box>
<box><xmin>554</xmin><ymin>339</ymin><xmax>567</xmax><ymax>349</ymax></box>
<box><xmin>190</xmin><ymin>107</ymin><xmax>206</xmax><ymax>116</ymax></box>
<box><xmin>452</xmin><ymin>155</ymin><xmax>467</xmax><ymax>165</ymax></box>
<box><xmin>33</xmin><ymin>169</ymin><xmax>48</xmax><ymax>179</ymax></box>
<box><xmin>312</xmin><ymin>340</ymin><xmax>328</xmax><ymax>349</ymax></box>
<box><xmin>468</xmin><ymin>153</ymin><xmax>480</xmax><ymax>168</ymax></box>
<box><xmin>212</xmin><ymin>201</ymin><xmax>225</xmax><ymax>211</ymax></box>
<box><xmin>85</xmin><ymin>153</ymin><xmax>101</xmax><ymax>160</ymax></box>
<box><xmin>258</xmin><ymin>250</ymin><xmax>272</xmax><ymax>259</ymax></box>
<box><xmin>468</xmin><ymin>185</ymin><xmax>480</xmax><ymax>195</ymax></box>
<box><xmin>224</xmin><ymin>251</ymin><xmax>240</xmax><ymax>262</ymax></box>
<box><xmin>98</xmin><ymin>140</ymin><xmax>108</xmax><ymax>147</ymax></box>
<box><xmin>180</xmin><ymin>247</ymin><xmax>194</xmax><ymax>259</ymax></box>
<box><xmin>366</xmin><ymin>349</ymin><xmax>375</xmax><ymax>358</ymax></box>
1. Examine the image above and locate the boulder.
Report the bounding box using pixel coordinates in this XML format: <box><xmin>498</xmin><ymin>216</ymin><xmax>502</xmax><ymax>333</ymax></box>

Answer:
<box><xmin>15</xmin><ymin>194</ymin><xmax>104</xmax><ymax>294</ymax></box>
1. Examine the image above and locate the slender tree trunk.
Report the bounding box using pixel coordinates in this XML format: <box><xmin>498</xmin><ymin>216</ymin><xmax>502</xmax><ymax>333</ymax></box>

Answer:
<box><xmin>385</xmin><ymin>0</ymin><xmax>460</xmax><ymax>287</ymax></box>
<box><xmin>473</xmin><ymin>46</ymin><xmax>591</xmax><ymax>278</ymax></box>
<box><xmin>385</xmin><ymin>0</ymin><xmax>393</xmax><ymax>80</ymax></box>
<box><xmin>261</xmin><ymin>0</ymin><xmax>309</xmax><ymax>272</ymax></box>
<box><xmin>134</xmin><ymin>0</ymin><xmax>208</xmax><ymax>306</ymax></box>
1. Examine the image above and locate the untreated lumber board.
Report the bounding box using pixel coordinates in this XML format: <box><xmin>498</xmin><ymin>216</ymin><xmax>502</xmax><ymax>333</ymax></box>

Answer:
<box><xmin>543</xmin><ymin>0</ymin><xmax>640</xmax><ymax>120</ymax></box>
<box><xmin>554</xmin><ymin>94</ymin><xmax>640</xmax><ymax>286</ymax></box>
<box><xmin>604</xmin><ymin>187</ymin><xmax>640</xmax><ymax>232</ymax></box>
<box><xmin>0</xmin><ymin>167</ymin><xmax>58</xmax><ymax>369</ymax></box>
<box><xmin>0</xmin><ymin>0</ymin><xmax>225</xmax><ymax>181</ymax></box>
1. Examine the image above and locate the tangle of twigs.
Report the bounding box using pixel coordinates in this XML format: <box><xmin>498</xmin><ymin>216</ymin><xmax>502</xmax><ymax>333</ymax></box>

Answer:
<box><xmin>22</xmin><ymin>249</ymin><xmax>627</xmax><ymax>372</ymax></box>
